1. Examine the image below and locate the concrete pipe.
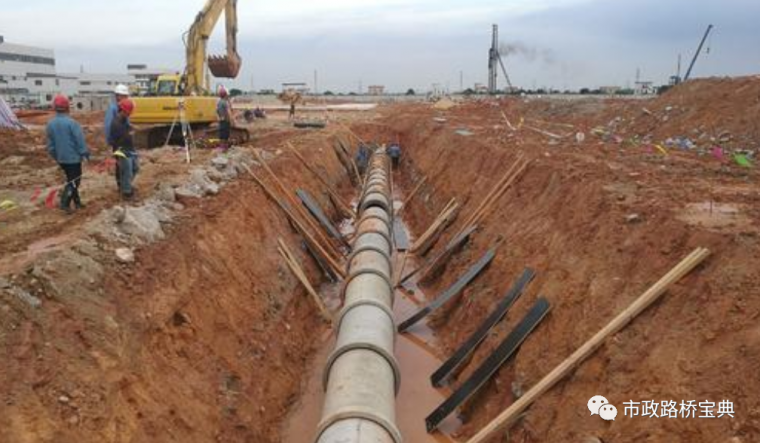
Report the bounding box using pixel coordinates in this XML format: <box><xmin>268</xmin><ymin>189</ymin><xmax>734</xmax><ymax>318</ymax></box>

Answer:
<box><xmin>341</xmin><ymin>272</ymin><xmax>394</xmax><ymax>313</ymax></box>
<box><xmin>359</xmin><ymin>207</ymin><xmax>391</xmax><ymax>230</ymax></box>
<box><xmin>316</xmin><ymin>350</ymin><xmax>402</xmax><ymax>443</ymax></box>
<box><xmin>316</xmin><ymin>150</ymin><xmax>401</xmax><ymax>443</ymax></box>
<box><xmin>324</xmin><ymin>303</ymin><xmax>401</xmax><ymax>393</ymax></box>
<box><xmin>349</xmin><ymin>233</ymin><xmax>392</xmax><ymax>266</ymax></box>
<box><xmin>355</xmin><ymin>218</ymin><xmax>392</xmax><ymax>247</ymax></box>
<box><xmin>360</xmin><ymin>191</ymin><xmax>391</xmax><ymax>214</ymax></box>
<box><xmin>348</xmin><ymin>250</ymin><xmax>392</xmax><ymax>286</ymax></box>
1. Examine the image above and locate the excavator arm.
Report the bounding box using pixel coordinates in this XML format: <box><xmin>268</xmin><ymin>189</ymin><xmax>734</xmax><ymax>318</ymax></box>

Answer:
<box><xmin>184</xmin><ymin>0</ymin><xmax>242</xmax><ymax>95</ymax></box>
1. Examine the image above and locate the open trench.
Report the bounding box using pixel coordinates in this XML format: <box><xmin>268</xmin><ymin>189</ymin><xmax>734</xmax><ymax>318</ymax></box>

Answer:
<box><xmin>281</xmin><ymin>147</ymin><xmax>461</xmax><ymax>443</ymax></box>
<box><xmin>3</xmin><ymin>108</ymin><xmax>757</xmax><ymax>443</ymax></box>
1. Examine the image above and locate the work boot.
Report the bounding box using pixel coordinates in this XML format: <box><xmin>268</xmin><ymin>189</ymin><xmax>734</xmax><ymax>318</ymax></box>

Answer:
<box><xmin>73</xmin><ymin>194</ymin><xmax>85</xmax><ymax>209</ymax></box>
<box><xmin>59</xmin><ymin>186</ymin><xmax>72</xmax><ymax>212</ymax></box>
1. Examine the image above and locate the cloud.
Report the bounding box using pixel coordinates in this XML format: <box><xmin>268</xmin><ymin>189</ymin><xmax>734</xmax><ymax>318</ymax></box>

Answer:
<box><xmin>1</xmin><ymin>0</ymin><xmax>757</xmax><ymax>91</ymax></box>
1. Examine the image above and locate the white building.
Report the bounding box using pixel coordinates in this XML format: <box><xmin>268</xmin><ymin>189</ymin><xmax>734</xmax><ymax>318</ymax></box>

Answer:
<box><xmin>0</xmin><ymin>36</ymin><xmax>137</xmax><ymax>106</ymax></box>
<box><xmin>58</xmin><ymin>72</ymin><xmax>136</xmax><ymax>96</ymax></box>
<box><xmin>0</xmin><ymin>36</ymin><xmax>58</xmax><ymax>104</ymax></box>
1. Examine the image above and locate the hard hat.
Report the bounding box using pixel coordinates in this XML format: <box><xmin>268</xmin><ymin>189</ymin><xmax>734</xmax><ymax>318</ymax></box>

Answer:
<box><xmin>114</xmin><ymin>84</ymin><xmax>130</xmax><ymax>96</ymax></box>
<box><xmin>218</xmin><ymin>86</ymin><xmax>228</xmax><ymax>98</ymax></box>
<box><xmin>118</xmin><ymin>98</ymin><xmax>135</xmax><ymax>115</ymax></box>
<box><xmin>52</xmin><ymin>95</ymin><xmax>70</xmax><ymax>111</ymax></box>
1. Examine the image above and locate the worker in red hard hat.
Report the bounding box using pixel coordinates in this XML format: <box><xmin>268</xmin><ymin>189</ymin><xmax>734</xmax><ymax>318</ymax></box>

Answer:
<box><xmin>216</xmin><ymin>86</ymin><xmax>233</xmax><ymax>151</ymax></box>
<box><xmin>109</xmin><ymin>98</ymin><xmax>139</xmax><ymax>200</ymax></box>
<box><xmin>46</xmin><ymin>95</ymin><xmax>90</xmax><ymax>214</ymax></box>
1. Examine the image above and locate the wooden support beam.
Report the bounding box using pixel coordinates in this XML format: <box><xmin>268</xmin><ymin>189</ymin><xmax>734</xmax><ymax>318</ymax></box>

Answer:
<box><xmin>397</xmin><ymin>176</ymin><xmax>427</xmax><ymax>217</ymax></box>
<box><xmin>452</xmin><ymin>153</ymin><xmax>523</xmax><ymax>241</ymax></box>
<box><xmin>465</xmin><ymin>247</ymin><xmax>711</xmax><ymax>443</ymax></box>
<box><xmin>243</xmin><ymin>163</ymin><xmax>347</xmax><ymax>279</ymax></box>
<box><xmin>278</xmin><ymin>238</ymin><xmax>333</xmax><ymax>322</ymax></box>
<box><xmin>254</xmin><ymin>150</ymin><xmax>343</xmax><ymax>259</ymax></box>
<box><xmin>410</xmin><ymin>198</ymin><xmax>460</xmax><ymax>255</ymax></box>
<box><xmin>286</xmin><ymin>142</ymin><xmax>356</xmax><ymax>219</ymax></box>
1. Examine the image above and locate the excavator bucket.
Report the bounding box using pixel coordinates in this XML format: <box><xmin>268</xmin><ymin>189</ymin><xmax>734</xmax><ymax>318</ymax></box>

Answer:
<box><xmin>208</xmin><ymin>54</ymin><xmax>242</xmax><ymax>78</ymax></box>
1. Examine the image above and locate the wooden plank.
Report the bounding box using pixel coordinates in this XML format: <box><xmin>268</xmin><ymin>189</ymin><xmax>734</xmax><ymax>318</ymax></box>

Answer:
<box><xmin>286</xmin><ymin>142</ymin><xmax>355</xmax><ymax>219</ymax></box>
<box><xmin>277</xmin><ymin>238</ymin><xmax>332</xmax><ymax>322</ymax></box>
<box><xmin>410</xmin><ymin>198</ymin><xmax>459</xmax><ymax>255</ymax></box>
<box><xmin>465</xmin><ymin>247</ymin><xmax>711</xmax><ymax>443</ymax></box>
<box><xmin>397</xmin><ymin>176</ymin><xmax>427</xmax><ymax>216</ymax></box>
<box><xmin>399</xmin><ymin>224</ymin><xmax>477</xmax><ymax>286</ymax></box>
<box><xmin>431</xmin><ymin>268</ymin><xmax>536</xmax><ymax>387</ymax></box>
<box><xmin>242</xmin><ymin>163</ymin><xmax>346</xmax><ymax>279</ymax></box>
<box><xmin>254</xmin><ymin>150</ymin><xmax>342</xmax><ymax>260</ymax></box>
<box><xmin>296</xmin><ymin>189</ymin><xmax>347</xmax><ymax>246</ymax></box>
<box><xmin>398</xmin><ymin>248</ymin><xmax>496</xmax><ymax>333</ymax></box>
<box><xmin>426</xmin><ymin>297</ymin><xmax>551</xmax><ymax>432</ymax></box>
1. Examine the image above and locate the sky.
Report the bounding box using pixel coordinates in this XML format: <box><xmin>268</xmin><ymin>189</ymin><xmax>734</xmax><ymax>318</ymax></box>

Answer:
<box><xmin>1</xmin><ymin>0</ymin><xmax>759</xmax><ymax>93</ymax></box>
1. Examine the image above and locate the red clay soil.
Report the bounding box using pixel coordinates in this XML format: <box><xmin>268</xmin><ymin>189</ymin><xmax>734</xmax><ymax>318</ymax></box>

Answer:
<box><xmin>0</xmin><ymin>130</ymin><xmax>354</xmax><ymax>442</ymax></box>
<box><xmin>350</xmin><ymin>78</ymin><xmax>760</xmax><ymax>442</ymax></box>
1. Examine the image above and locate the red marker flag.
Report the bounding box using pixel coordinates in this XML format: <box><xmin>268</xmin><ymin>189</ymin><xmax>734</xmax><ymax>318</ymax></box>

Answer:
<box><xmin>44</xmin><ymin>188</ymin><xmax>59</xmax><ymax>209</ymax></box>
<box><xmin>30</xmin><ymin>188</ymin><xmax>42</xmax><ymax>202</ymax></box>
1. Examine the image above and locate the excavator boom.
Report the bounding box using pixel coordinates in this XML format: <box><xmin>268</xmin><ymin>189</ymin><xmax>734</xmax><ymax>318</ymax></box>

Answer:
<box><xmin>185</xmin><ymin>0</ymin><xmax>242</xmax><ymax>94</ymax></box>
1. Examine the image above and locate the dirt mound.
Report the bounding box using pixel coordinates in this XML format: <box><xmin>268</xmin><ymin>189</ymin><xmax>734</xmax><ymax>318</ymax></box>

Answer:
<box><xmin>360</xmin><ymin>91</ymin><xmax>760</xmax><ymax>442</ymax></box>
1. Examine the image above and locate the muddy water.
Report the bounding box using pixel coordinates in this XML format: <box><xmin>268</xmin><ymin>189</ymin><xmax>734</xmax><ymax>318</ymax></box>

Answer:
<box><xmin>394</xmin><ymin>279</ymin><xmax>462</xmax><ymax>442</ymax></box>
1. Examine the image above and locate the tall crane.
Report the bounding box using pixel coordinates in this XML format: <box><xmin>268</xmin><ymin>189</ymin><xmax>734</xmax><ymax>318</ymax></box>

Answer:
<box><xmin>682</xmin><ymin>24</ymin><xmax>714</xmax><ymax>83</ymax></box>
<box><xmin>131</xmin><ymin>0</ymin><xmax>246</xmax><ymax>146</ymax></box>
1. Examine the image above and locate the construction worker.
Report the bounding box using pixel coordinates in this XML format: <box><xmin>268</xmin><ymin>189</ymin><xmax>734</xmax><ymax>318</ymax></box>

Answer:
<box><xmin>104</xmin><ymin>84</ymin><xmax>130</xmax><ymax>145</ymax></box>
<box><xmin>217</xmin><ymin>86</ymin><xmax>233</xmax><ymax>151</ymax></box>
<box><xmin>355</xmin><ymin>143</ymin><xmax>370</xmax><ymax>176</ymax></box>
<box><xmin>46</xmin><ymin>95</ymin><xmax>90</xmax><ymax>214</ymax></box>
<box><xmin>388</xmin><ymin>142</ymin><xmax>402</xmax><ymax>168</ymax></box>
<box><xmin>110</xmin><ymin>99</ymin><xmax>139</xmax><ymax>200</ymax></box>
<box><xmin>105</xmin><ymin>84</ymin><xmax>130</xmax><ymax>188</ymax></box>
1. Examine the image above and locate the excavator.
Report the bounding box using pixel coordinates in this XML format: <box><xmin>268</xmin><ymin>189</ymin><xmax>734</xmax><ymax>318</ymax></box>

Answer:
<box><xmin>130</xmin><ymin>0</ymin><xmax>248</xmax><ymax>147</ymax></box>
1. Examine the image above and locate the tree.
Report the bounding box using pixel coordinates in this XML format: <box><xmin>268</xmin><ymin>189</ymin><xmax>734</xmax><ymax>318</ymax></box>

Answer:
<box><xmin>579</xmin><ymin>88</ymin><xmax>591</xmax><ymax>95</ymax></box>
<box><xmin>405</xmin><ymin>88</ymin><xmax>416</xmax><ymax>96</ymax></box>
<box><xmin>463</xmin><ymin>88</ymin><xmax>476</xmax><ymax>96</ymax></box>
<box><xmin>324</xmin><ymin>90</ymin><xmax>335</xmax><ymax>96</ymax></box>
<box><xmin>229</xmin><ymin>88</ymin><xmax>244</xmax><ymax>97</ymax></box>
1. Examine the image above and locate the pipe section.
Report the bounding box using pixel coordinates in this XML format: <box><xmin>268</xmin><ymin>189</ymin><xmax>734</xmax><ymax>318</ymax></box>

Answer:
<box><xmin>316</xmin><ymin>148</ymin><xmax>401</xmax><ymax>443</ymax></box>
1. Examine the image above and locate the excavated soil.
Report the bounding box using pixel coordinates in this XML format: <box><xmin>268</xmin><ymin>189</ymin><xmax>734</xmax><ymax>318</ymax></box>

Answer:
<box><xmin>350</xmin><ymin>77</ymin><xmax>759</xmax><ymax>443</ymax></box>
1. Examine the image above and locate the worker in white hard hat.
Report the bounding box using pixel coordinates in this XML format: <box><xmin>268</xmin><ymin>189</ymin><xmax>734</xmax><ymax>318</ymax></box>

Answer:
<box><xmin>104</xmin><ymin>84</ymin><xmax>131</xmax><ymax>189</ymax></box>
<box><xmin>105</xmin><ymin>84</ymin><xmax>130</xmax><ymax>146</ymax></box>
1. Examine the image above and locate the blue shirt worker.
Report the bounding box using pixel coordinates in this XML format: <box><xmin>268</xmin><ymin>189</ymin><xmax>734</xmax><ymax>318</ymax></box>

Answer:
<box><xmin>46</xmin><ymin>95</ymin><xmax>90</xmax><ymax>214</ymax></box>
<box><xmin>104</xmin><ymin>84</ymin><xmax>130</xmax><ymax>145</ymax></box>
<box><xmin>110</xmin><ymin>99</ymin><xmax>139</xmax><ymax>200</ymax></box>
<box><xmin>355</xmin><ymin>143</ymin><xmax>370</xmax><ymax>176</ymax></box>
<box><xmin>388</xmin><ymin>142</ymin><xmax>402</xmax><ymax>168</ymax></box>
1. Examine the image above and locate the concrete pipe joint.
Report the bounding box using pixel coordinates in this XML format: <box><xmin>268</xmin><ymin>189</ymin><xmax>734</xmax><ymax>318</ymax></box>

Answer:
<box><xmin>359</xmin><ymin>207</ymin><xmax>392</xmax><ymax>230</ymax></box>
<box><xmin>360</xmin><ymin>192</ymin><xmax>392</xmax><ymax>214</ymax></box>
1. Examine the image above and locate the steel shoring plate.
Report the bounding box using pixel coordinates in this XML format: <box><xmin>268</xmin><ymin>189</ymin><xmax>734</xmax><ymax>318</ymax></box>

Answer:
<box><xmin>431</xmin><ymin>268</ymin><xmax>536</xmax><ymax>387</ymax></box>
<box><xmin>296</xmin><ymin>189</ymin><xmax>345</xmax><ymax>243</ymax></box>
<box><xmin>398</xmin><ymin>248</ymin><xmax>496</xmax><ymax>333</ymax></box>
<box><xmin>393</xmin><ymin>217</ymin><xmax>410</xmax><ymax>251</ymax></box>
<box><xmin>425</xmin><ymin>297</ymin><xmax>551</xmax><ymax>433</ymax></box>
